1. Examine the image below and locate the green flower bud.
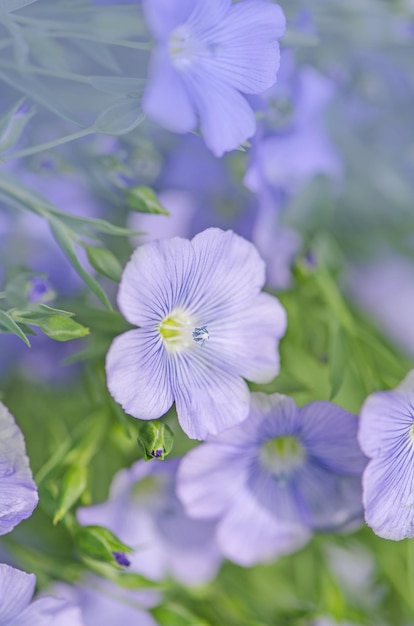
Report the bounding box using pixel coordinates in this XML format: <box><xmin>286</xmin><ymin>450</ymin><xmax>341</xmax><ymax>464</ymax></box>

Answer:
<box><xmin>77</xmin><ymin>525</ymin><xmax>133</xmax><ymax>569</ymax></box>
<box><xmin>137</xmin><ymin>422</ymin><xmax>174</xmax><ymax>461</ymax></box>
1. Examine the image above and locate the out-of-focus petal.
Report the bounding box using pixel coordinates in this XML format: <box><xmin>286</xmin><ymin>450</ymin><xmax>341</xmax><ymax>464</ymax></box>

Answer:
<box><xmin>142</xmin><ymin>0</ymin><xmax>195</xmax><ymax>40</ymax></box>
<box><xmin>0</xmin><ymin>565</ymin><xmax>35</xmax><ymax>624</ymax></box>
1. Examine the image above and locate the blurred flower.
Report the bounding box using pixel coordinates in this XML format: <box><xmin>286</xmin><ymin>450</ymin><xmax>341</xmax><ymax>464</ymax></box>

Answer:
<box><xmin>178</xmin><ymin>393</ymin><xmax>366</xmax><ymax>566</ymax></box>
<box><xmin>50</xmin><ymin>577</ymin><xmax>158</xmax><ymax>626</ymax></box>
<box><xmin>0</xmin><ymin>564</ymin><xmax>84</xmax><ymax>626</ymax></box>
<box><xmin>347</xmin><ymin>255</ymin><xmax>414</xmax><ymax>358</ymax></box>
<box><xmin>142</xmin><ymin>0</ymin><xmax>285</xmax><ymax>156</ymax></box>
<box><xmin>245</xmin><ymin>62</ymin><xmax>342</xmax><ymax>195</ymax></box>
<box><xmin>78</xmin><ymin>459</ymin><xmax>221</xmax><ymax>586</ymax></box>
<box><xmin>359</xmin><ymin>370</ymin><xmax>414</xmax><ymax>540</ymax></box>
<box><xmin>0</xmin><ymin>402</ymin><xmax>38</xmax><ymax>536</ymax></box>
<box><xmin>106</xmin><ymin>228</ymin><xmax>286</xmax><ymax>439</ymax></box>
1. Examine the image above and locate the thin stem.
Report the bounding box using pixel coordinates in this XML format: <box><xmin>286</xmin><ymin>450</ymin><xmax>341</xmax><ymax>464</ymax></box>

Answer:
<box><xmin>0</xmin><ymin>59</ymin><xmax>91</xmax><ymax>84</ymax></box>
<box><xmin>3</xmin><ymin>128</ymin><xmax>93</xmax><ymax>160</ymax></box>
<box><xmin>44</xmin><ymin>31</ymin><xmax>152</xmax><ymax>50</ymax></box>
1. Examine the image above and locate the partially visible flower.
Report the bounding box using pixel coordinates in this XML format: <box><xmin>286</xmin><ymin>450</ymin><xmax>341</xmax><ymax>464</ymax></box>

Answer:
<box><xmin>77</xmin><ymin>459</ymin><xmax>221</xmax><ymax>586</ymax></box>
<box><xmin>178</xmin><ymin>393</ymin><xmax>366</xmax><ymax>566</ymax></box>
<box><xmin>50</xmin><ymin>577</ymin><xmax>158</xmax><ymax>626</ymax></box>
<box><xmin>245</xmin><ymin>63</ymin><xmax>342</xmax><ymax>195</ymax></box>
<box><xmin>0</xmin><ymin>564</ymin><xmax>84</xmax><ymax>626</ymax></box>
<box><xmin>359</xmin><ymin>370</ymin><xmax>414</xmax><ymax>540</ymax></box>
<box><xmin>347</xmin><ymin>255</ymin><xmax>414</xmax><ymax>358</ymax></box>
<box><xmin>106</xmin><ymin>228</ymin><xmax>286</xmax><ymax>440</ymax></box>
<box><xmin>0</xmin><ymin>402</ymin><xmax>38</xmax><ymax>536</ymax></box>
<box><xmin>142</xmin><ymin>0</ymin><xmax>286</xmax><ymax>157</ymax></box>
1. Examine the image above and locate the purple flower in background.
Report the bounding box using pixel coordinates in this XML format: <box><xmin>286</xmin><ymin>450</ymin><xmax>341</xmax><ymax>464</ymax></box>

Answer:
<box><xmin>50</xmin><ymin>577</ymin><xmax>158</xmax><ymax>626</ymax></box>
<box><xmin>106</xmin><ymin>228</ymin><xmax>286</xmax><ymax>439</ymax></box>
<box><xmin>359</xmin><ymin>370</ymin><xmax>414</xmax><ymax>540</ymax></box>
<box><xmin>78</xmin><ymin>459</ymin><xmax>221</xmax><ymax>586</ymax></box>
<box><xmin>178</xmin><ymin>393</ymin><xmax>366</xmax><ymax>566</ymax></box>
<box><xmin>142</xmin><ymin>0</ymin><xmax>286</xmax><ymax>156</ymax></box>
<box><xmin>0</xmin><ymin>402</ymin><xmax>38</xmax><ymax>536</ymax></box>
<box><xmin>245</xmin><ymin>63</ymin><xmax>342</xmax><ymax>195</ymax></box>
<box><xmin>347</xmin><ymin>255</ymin><xmax>414</xmax><ymax>358</ymax></box>
<box><xmin>0</xmin><ymin>564</ymin><xmax>84</xmax><ymax>626</ymax></box>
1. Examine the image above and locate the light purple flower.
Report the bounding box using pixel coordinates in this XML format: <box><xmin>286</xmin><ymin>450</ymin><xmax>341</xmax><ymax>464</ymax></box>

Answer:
<box><xmin>0</xmin><ymin>403</ymin><xmax>38</xmax><ymax>536</ymax></box>
<box><xmin>77</xmin><ymin>459</ymin><xmax>221</xmax><ymax>586</ymax></box>
<box><xmin>142</xmin><ymin>0</ymin><xmax>286</xmax><ymax>157</ymax></box>
<box><xmin>358</xmin><ymin>370</ymin><xmax>414</xmax><ymax>540</ymax></box>
<box><xmin>0</xmin><ymin>564</ymin><xmax>84</xmax><ymax>626</ymax></box>
<box><xmin>178</xmin><ymin>393</ymin><xmax>366</xmax><ymax>566</ymax></box>
<box><xmin>106</xmin><ymin>228</ymin><xmax>286</xmax><ymax>439</ymax></box>
<box><xmin>245</xmin><ymin>64</ymin><xmax>342</xmax><ymax>194</ymax></box>
<box><xmin>50</xmin><ymin>577</ymin><xmax>158</xmax><ymax>626</ymax></box>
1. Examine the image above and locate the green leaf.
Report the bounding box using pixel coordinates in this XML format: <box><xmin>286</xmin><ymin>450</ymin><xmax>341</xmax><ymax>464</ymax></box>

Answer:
<box><xmin>329</xmin><ymin>324</ymin><xmax>348</xmax><ymax>400</ymax></box>
<box><xmin>53</xmin><ymin>465</ymin><xmax>88</xmax><ymax>525</ymax></box>
<box><xmin>77</xmin><ymin>525</ymin><xmax>133</xmax><ymax>569</ymax></box>
<box><xmin>92</xmin><ymin>99</ymin><xmax>145</xmax><ymax>136</ymax></box>
<box><xmin>84</xmin><ymin>245</ymin><xmax>123</xmax><ymax>282</ymax></box>
<box><xmin>0</xmin><ymin>99</ymin><xmax>36</xmax><ymax>153</ymax></box>
<box><xmin>50</xmin><ymin>220</ymin><xmax>113</xmax><ymax>310</ymax></box>
<box><xmin>0</xmin><ymin>310</ymin><xmax>31</xmax><ymax>346</ymax></box>
<box><xmin>152</xmin><ymin>604</ymin><xmax>210</xmax><ymax>626</ymax></box>
<box><xmin>36</xmin><ymin>315</ymin><xmax>90</xmax><ymax>342</ymax></box>
<box><xmin>126</xmin><ymin>186</ymin><xmax>169</xmax><ymax>215</ymax></box>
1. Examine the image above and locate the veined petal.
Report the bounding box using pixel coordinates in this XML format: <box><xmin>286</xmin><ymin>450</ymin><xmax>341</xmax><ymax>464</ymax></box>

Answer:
<box><xmin>201</xmin><ymin>0</ymin><xmax>285</xmax><ymax>94</ymax></box>
<box><xmin>217</xmin><ymin>486</ymin><xmax>309</xmax><ymax>566</ymax></box>
<box><xmin>186</xmin><ymin>0</ymin><xmax>231</xmax><ymax>33</ymax></box>
<box><xmin>106</xmin><ymin>329</ymin><xmax>174</xmax><ymax>420</ymax></box>
<box><xmin>142</xmin><ymin>0</ymin><xmax>195</xmax><ymax>40</ymax></box>
<box><xmin>0</xmin><ymin>565</ymin><xmax>35</xmax><ymax>624</ymax></box>
<box><xmin>358</xmin><ymin>389</ymin><xmax>414</xmax><ymax>459</ymax></box>
<box><xmin>362</xmin><ymin>447</ymin><xmax>414</xmax><ymax>540</ymax></box>
<box><xmin>187</xmin><ymin>228</ymin><xmax>266</xmax><ymax>317</ymax></box>
<box><xmin>0</xmin><ymin>403</ymin><xmax>38</xmax><ymax>536</ymax></box>
<box><xmin>117</xmin><ymin>236</ymin><xmax>196</xmax><ymax>325</ymax></box>
<box><xmin>172</xmin><ymin>351</ymin><xmax>250</xmax><ymax>439</ymax></box>
<box><xmin>299</xmin><ymin>402</ymin><xmax>367</xmax><ymax>475</ymax></box>
<box><xmin>11</xmin><ymin>597</ymin><xmax>84</xmax><ymax>626</ymax></box>
<box><xmin>142</xmin><ymin>48</ymin><xmax>197</xmax><ymax>134</ymax></box>
<box><xmin>184</xmin><ymin>71</ymin><xmax>256</xmax><ymax>156</ymax></box>
<box><xmin>177</xmin><ymin>444</ymin><xmax>250</xmax><ymax>518</ymax></box>
<box><xmin>207</xmin><ymin>292</ymin><xmax>286</xmax><ymax>383</ymax></box>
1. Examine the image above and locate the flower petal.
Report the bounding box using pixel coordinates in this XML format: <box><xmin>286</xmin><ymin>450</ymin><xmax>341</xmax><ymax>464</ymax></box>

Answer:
<box><xmin>202</xmin><ymin>0</ymin><xmax>285</xmax><ymax>94</ymax></box>
<box><xmin>106</xmin><ymin>329</ymin><xmax>174</xmax><ymax>420</ymax></box>
<box><xmin>117</xmin><ymin>236</ymin><xmax>196</xmax><ymax>326</ymax></box>
<box><xmin>0</xmin><ymin>403</ymin><xmax>38</xmax><ymax>536</ymax></box>
<box><xmin>184</xmin><ymin>71</ymin><xmax>256</xmax><ymax>156</ymax></box>
<box><xmin>0</xmin><ymin>564</ymin><xmax>35</xmax><ymax>624</ymax></box>
<box><xmin>299</xmin><ymin>402</ymin><xmax>367</xmax><ymax>475</ymax></box>
<box><xmin>12</xmin><ymin>597</ymin><xmax>84</xmax><ymax>626</ymax></box>
<box><xmin>177</xmin><ymin>444</ymin><xmax>249</xmax><ymax>518</ymax></box>
<box><xmin>142</xmin><ymin>48</ymin><xmax>197</xmax><ymax>134</ymax></box>
<box><xmin>362</xmin><ymin>448</ymin><xmax>414</xmax><ymax>540</ymax></box>
<box><xmin>142</xmin><ymin>0</ymin><xmax>195</xmax><ymax>40</ymax></box>
<box><xmin>172</xmin><ymin>351</ymin><xmax>251</xmax><ymax>439</ymax></box>
<box><xmin>217</xmin><ymin>486</ymin><xmax>309</xmax><ymax>566</ymax></box>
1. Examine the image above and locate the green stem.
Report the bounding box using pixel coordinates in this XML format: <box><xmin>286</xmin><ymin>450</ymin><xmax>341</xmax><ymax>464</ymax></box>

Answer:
<box><xmin>3</xmin><ymin>128</ymin><xmax>92</xmax><ymax>160</ymax></box>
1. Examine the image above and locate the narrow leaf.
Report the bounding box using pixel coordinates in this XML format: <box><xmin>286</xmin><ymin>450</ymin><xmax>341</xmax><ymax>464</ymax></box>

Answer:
<box><xmin>126</xmin><ymin>186</ymin><xmax>169</xmax><ymax>215</ymax></box>
<box><xmin>0</xmin><ymin>310</ymin><xmax>31</xmax><ymax>346</ymax></box>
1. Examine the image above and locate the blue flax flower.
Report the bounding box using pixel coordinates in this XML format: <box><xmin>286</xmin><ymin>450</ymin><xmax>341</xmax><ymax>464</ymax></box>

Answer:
<box><xmin>0</xmin><ymin>564</ymin><xmax>84</xmax><ymax>626</ymax></box>
<box><xmin>359</xmin><ymin>370</ymin><xmax>414</xmax><ymax>539</ymax></box>
<box><xmin>142</xmin><ymin>0</ymin><xmax>286</xmax><ymax>157</ymax></box>
<box><xmin>0</xmin><ymin>403</ymin><xmax>38</xmax><ymax>536</ymax></box>
<box><xmin>78</xmin><ymin>459</ymin><xmax>221</xmax><ymax>586</ymax></box>
<box><xmin>106</xmin><ymin>228</ymin><xmax>286</xmax><ymax>440</ymax></box>
<box><xmin>178</xmin><ymin>393</ymin><xmax>366</xmax><ymax>566</ymax></box>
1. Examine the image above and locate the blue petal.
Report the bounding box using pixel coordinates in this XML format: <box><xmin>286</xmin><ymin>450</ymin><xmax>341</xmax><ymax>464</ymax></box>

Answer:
<box><xmin>299</xmin><ymin>401</ymin><xmax>367</xmax><ymax>475</ymax></box>
<box><xmin>142</xmin><ymin>48</ymin><xmax>197</xmax><ymax>134</ymax></box>
<box><xmin>12</xmin><ymin>596</ymin><xmax>85</xmax><ymax>626</ymax></box>
<box><xmin>142</xmin><ymin>0</ymin><xmax>195</xmax><ymax>40</ymax></box>
<box><xmin>0</xmin><ymin>403</ymin><xmax>38</xmax><ymax>536</ymax></box>
<box><xmin>177</xmin><ymin>443</ymin><xmax>250</xmax><ymax>518</ymax></box>
<box><xmin>185</xmin><ymin>72</ymin><xmax>256</xmax><ymax>156</ymax></box>
<box><xmin>106</xmin><ymin>329</ymin><xmax>174</xmax><ymax>421</ymax></box>
<box><xmin>200</xmin><ymin>0</ymin><xmax>285</xmax><ymax>94</ymax></box>
<box><xmin>363</xmin><ymin>441</ymin><xmax>414</xmax><ymax>540</ymax></box>
<box><xmin>0</xmin><ymin>565</ymin><xmax>35</xmax><ymax>624</ymax></box>
<box><xmin>217</xmin><ymin>485</ymin><xmax>310</xmax><ymax>566</ymax></box>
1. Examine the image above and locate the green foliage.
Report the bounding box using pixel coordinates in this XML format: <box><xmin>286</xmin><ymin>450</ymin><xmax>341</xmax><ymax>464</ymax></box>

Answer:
<box><xmin>126</xmin><ymin>185</ymin><xmax>169</xmax><ymax>215</ymax></box>
<box><xmin>137</xmin><ymin>421</ymin><xmax>174</xmax><ymax>461</ymax></box>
